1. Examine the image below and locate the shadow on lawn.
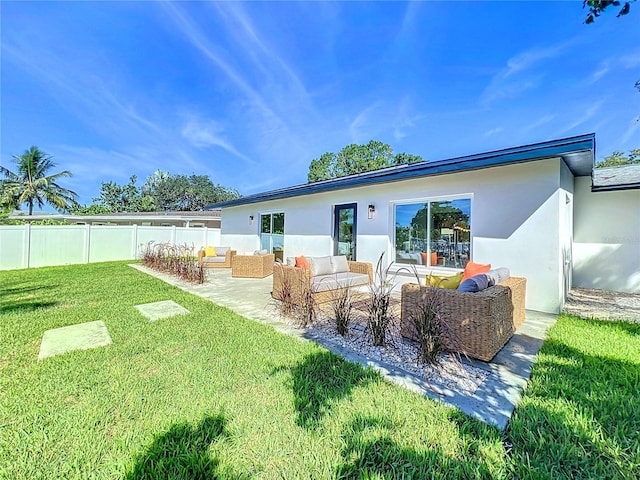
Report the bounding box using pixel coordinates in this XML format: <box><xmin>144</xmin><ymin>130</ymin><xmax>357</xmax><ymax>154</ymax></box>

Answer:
<box><xmin>335</xmin><ymin>414</ymin><xmax>501</xmax><ymax>478</ymax></box>
<box><xmin>506</xmin><ymin>318</ymin><xmax>640</xmax><ymax>479</ymax></box>
<box><xmin>282</xmin><ymin>350</ymin><xmax>379</xmax><ymax>430</ymax></box>
<box><xmin>126</xmin><ymin>414</ymin><xmax>248</xmax><ymax>480</ymax></box>
<box><xmin>0</xmin><ymin>283</ymin><xmax>59</xmax><ymax>314</ymax></box>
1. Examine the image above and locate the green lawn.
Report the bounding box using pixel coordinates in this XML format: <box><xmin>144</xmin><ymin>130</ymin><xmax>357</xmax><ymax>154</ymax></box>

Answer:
<box><xmin>0</xmin><ymin>262</ymin><xmax>638</xmax><ymax>479</ymax></box>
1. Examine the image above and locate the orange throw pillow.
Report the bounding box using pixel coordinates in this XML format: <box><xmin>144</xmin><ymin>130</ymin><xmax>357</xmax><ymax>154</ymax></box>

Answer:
<box><xmin>461</xmin><ymin>261</ymin><xmax>491</xmax><ymax>282</ymax></box>
<box><xmin>295</xmin><ymin>255</ymin><xmax>310</xmax><ymax>270</ymax></box>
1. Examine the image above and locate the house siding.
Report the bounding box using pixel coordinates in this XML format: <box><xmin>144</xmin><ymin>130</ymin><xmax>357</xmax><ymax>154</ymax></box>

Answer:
<box><xmin>221</xmin><ymin>157</ymin><xmax>572</xmax><ymax>313</ymax></box>
<box><xmin>573</xmin><ymin>176</ymin><xmax>640</xmax><ymax>293</ymax></box>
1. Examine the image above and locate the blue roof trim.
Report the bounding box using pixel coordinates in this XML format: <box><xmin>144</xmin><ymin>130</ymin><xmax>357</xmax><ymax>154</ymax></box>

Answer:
<box><xmin>209</xmin><ymin>133</ymin><xmax>595</xmax><ymax>209</ymax></box>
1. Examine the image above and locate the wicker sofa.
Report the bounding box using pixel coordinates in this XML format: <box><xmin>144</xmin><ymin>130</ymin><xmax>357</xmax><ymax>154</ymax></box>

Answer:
<box><xmin>273</xmin><ymin>256</ymin><xmax>373</xmax><ymax>306</ymax></box>
<box><xmin>400</xmin><ymin>277</ymin><xmax>527</xmax><ymax>362</ymax></box>
<box><xmin>198</xmin><ymin>247</ymin><xmax>236</xmax><ymax>268</ymax></box>
<box><xmin>232</xmin><ymin>253</ymin><xmax>275</xmax><ymax>278</ymax></box>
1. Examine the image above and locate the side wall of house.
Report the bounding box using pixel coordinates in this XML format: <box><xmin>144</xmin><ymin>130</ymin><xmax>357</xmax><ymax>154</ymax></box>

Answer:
<box><xmin>221</xmin><ymin>158</ymin><xmax>567</xmax><ymax>312</ymax></box>
<box><xmin>573</xmin><ymin>177</ymin><xmax>640</xmax><ymax>293</ymax></box>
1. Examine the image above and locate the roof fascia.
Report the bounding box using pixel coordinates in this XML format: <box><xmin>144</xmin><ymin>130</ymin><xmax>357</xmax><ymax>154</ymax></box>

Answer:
<box><xmin>209</xmin><ymin>133</ymin><xmax>595</xmax><ymax>209</ymax></box>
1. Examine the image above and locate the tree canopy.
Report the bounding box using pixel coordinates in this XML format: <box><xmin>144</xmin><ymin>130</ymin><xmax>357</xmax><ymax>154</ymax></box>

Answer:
<box><xmin>0</xmin><ymin>146</ymin><xmax>79</xmax><ymax>215</ymax></box>
<box><xmin>74</xmin><ymin>171</ymin><xmax>240</xmax><ymax>214</ymax></box>
<box><xmin>595</xmin><ymin>149</ymin><xmax>640</xmax><ymax>168</ymax></box>
<box><xmin>584</xmin><ymin>0</ymin><xmax>635</xmax><ymax>23</ymax></box>
<box><xmin>143</xmin><ymin>172</ymin><xmax>240</xmax><ymax>211</ymax></box>
<box><xmin>307</xmin><ymin>140</ymin><xmax>423</xmax><ymax>183</ymax></box>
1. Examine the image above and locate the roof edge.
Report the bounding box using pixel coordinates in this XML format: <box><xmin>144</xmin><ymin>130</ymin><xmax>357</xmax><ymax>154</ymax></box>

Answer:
<box><xmin>208</xmin><ymin>133</ymin><xmax>595</xmax><ymax>209</ymax></box>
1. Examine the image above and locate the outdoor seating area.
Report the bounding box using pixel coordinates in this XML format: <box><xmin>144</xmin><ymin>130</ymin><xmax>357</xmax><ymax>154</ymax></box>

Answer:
<box><xmin>198</xmin><ymin>246</ymin><xmax>236</xmax><ymax>268</ymax></box>
<box><xmin>400</xmin><ymin>277</ymin><xmax>527</xmax><ymax>361</ymax></box>
<box><xmin>272</xmin><ymin>255</ymin><xmax>373</xmax><ymax>305</ymax></box>
<box><xmin>195</xmin><ymin>246</ymin><xmax>527</xmax><ymax>363</ymax></box>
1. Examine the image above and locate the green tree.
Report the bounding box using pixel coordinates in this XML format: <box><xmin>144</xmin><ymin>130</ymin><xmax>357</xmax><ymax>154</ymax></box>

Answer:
<box><xmin>143</xmin><ymin>173</ymin><xmax>240</xmax><ymax>211</ymax></box>
<box><xmin>595</xmin><ymin>149</ymin><xmax>640</xmax><ymax>168</ymax></box>
<box><xmin>86</xmin><ymin>176</ymin><xmax>155</xmax><ymax>213</ymax></box>
<box><xmin>76</xmin><ymin>171</ymin><xmax>241</xmax><ymax>213</ymax></box>
<box><xmin>584</xmin><ymin>0</ymin><xmax>634</xmax><ymax>23</ymax></box>
<box><xmin>0</xmin><ymin>146</ymin><xmax>79</xmax><ymax>215</ymax></box>
<box><xmin>307</xmin><ymin>140</ymin><xmax>423</xmax><ymax>183</ymax></box>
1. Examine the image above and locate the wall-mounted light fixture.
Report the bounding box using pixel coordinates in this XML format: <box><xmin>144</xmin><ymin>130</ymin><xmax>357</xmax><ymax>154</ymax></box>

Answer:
<box><xmin>367</xmin><ymin>204</ymin><xmax>375</xmax><ymax>220</ymax></box>
<box><xmin>249</xmin><ymin>215</ymin><xmax>254</xmax><ymax>225</ymax></box>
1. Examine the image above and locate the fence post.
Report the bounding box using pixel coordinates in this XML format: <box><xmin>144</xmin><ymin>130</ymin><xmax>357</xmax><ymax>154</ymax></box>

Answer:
<box><xmin>23</xmin><ymin>223</ymin><xmax>31</xmax><ymax>269</ymax></box>
<box><xmin>84</xmin><ymin>224</ymin><xmax>91</xmax><ymax>264</ymax></box>
<box><xmin>131</xmin><ymin>224</ymin><xmax>138</xmax><ymax>259</ymax></box>
<box><xmin>171</xmin><ymin>225</ymin><xmax>177</xmax><ymax>245</ymax></box>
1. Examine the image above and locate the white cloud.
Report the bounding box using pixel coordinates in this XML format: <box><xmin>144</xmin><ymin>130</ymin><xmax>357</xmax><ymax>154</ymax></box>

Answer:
<box><xmin>558</xmin><ymin>98</ymin><xmax>607</xmax><ymax>134</ymax></box>
<box><xmin>480</xmin><ymin>42</ymin><xmax>572</xmax><ymax>107</ymax></box>
<box><xmin>483</xmin><ymin>127</ymin><xmax>503</xmax><ymax>137</ymax></box>
<box><xmin>181</xmin><ymin>118</ymin><xmax>254</xmax><ymax>164</ymax></box>
<box><xmin>392</xmin><ymin>97</ymin><xmax>423</xmax><ymax>142</ymax></box>
<box><xmin>588</xmin><ymin>62</ymin><xmax>610</xmax><ymax>84</ymax></box>
<box><xmin>620</xmin><ymin>48</ymin><xmax>640</xmax><ymax>68</ymax></box>
<box><xmin>349</xmin><ymin>103</ymin><xmax>383</xmax><ymax>143</ymax></box>
<box><xmin>621</xmin><ymin>116</ymin><xmax>640</xmax><ymax>145</ymax></box>
<box><xmin>2</xmin><ymin>42</ymin><xmax>162</xmax><ymax>139</ymax></box>
<box><xmin>520</xmin><ymin>114</ymin><xmax>556</xmax><ymax>135</ymax></box>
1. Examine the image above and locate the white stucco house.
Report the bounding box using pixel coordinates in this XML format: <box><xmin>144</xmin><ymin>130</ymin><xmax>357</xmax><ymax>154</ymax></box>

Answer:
<box><xmin>209</xmin><ymin>133</ymin><xmax>639</xmax><ymax>313</ymax></box>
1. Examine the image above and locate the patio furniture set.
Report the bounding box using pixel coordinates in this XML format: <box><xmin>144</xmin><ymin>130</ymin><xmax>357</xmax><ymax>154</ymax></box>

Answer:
<box><xmin>198</xmin><ymin>247</ymin><xmax>274</xmax><ymax>278</ymax></box>
<box><xmin>198</xmin><ymin>246</ymin><xmax>526</xmax><ymax>362</ymax></box>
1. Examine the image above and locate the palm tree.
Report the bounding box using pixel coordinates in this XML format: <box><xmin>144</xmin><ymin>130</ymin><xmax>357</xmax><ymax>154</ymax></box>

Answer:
<box><xmin>0</xmin><ymin>146</ymin><xmax>79</xmax><ymax>215</ymax></box>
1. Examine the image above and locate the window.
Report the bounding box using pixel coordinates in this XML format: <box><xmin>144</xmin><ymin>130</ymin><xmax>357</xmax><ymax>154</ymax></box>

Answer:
<box><xmin>260</xmin><ymin>212</ymin><xmax>285</xmax><ymax>256</ymax></box>
<box><xmin>394</xmin><ymin>198</ymin><xmax>471</xmax><ymax>268</ymax></box>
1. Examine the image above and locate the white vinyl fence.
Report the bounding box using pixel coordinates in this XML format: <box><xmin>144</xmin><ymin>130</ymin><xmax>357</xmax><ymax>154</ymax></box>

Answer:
<box><xmin>0</xmin><ymin>225</ymin><xmax>221</xmax><ymax>270</ymax></box>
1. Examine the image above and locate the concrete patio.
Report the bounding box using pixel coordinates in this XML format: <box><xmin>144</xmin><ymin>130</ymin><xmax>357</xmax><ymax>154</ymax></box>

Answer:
<box><xmin>129</xmin><ymin>264</ymin><xmax>556</xmax><ymax>430</ymax></box>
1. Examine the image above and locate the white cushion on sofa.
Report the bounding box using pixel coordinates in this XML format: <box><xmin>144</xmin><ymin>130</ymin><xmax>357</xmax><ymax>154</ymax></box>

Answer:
<box><xmin>309</xmin><ymin>256</ymin><xmax>333</xmax><ymax>276</ymax></box>
<box><xmin>330</xmin><ymin>255</ymin><xmax>349</xmax><ymax>274</ymax></box>
<box><xmin>216</xmin><ymin>246</ymin><xmax>229</xmax><ymax>255</ymax></box>
<box><xmin>311</xmin><ymin>272</ymin><xmax>370</xmax><ymax>292</ymax></box>
<box><xmin>203</xmin><ymin>256</ymin><xmax>226</xmax><ymax>263</ymax></box>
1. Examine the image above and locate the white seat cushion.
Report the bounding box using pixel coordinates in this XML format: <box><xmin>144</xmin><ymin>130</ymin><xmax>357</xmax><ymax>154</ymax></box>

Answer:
<box><xmin>311</xmin><ymin>272</ymin><xmax>370</xmax><ymax>292</ymax></box>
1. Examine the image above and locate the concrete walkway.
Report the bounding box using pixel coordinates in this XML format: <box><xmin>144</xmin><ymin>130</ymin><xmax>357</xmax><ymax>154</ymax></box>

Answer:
<box><xmin>129</xmin><ymin>264</ymin><xmax>556</xmax><ymax>430</ymax></box>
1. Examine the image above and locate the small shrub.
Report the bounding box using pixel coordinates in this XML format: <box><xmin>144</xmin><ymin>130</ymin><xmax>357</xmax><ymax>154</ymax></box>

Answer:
<box><xmin>273</xmin><ymin>276</ymin><xmax>294</xmax><ymax>317</ymax></box>
<box><xmin>367</xmin><ymin>253</ymin><xmax>397</xmax><ymax>347</ymax></box>
<box><xmin>272</xmin><ymin>275</ymin><xmax>316</xmax><ymax>327</ymax></box>
<box><xmin>331</xmin><ymin>286</ymin><xmax>353</xmax><ymax>336</ymax></box>
<box><xmin>296</xmin><ymin>285</ymin><xmax>316</xmax><ymax>328</ymax></box>
<box><xmin>409</xmin><ymin>287</ymin><xmax>445</xmax><ymax>364</ymax></box>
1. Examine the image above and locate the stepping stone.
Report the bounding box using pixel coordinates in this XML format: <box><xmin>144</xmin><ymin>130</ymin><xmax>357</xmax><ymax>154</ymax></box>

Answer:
<box><xmin>39</xmin><ymin>320</ymin><xmax>113</xmax><ymax>361</ymax></box>
<box><xmin>135</xmin><ymin>300</ymin><xmax>190</xmax><ymax>323</ymax></box>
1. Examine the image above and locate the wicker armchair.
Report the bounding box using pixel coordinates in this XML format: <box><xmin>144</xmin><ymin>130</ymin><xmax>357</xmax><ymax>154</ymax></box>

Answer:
<box><xmin>232</xmin><ymin>253</ymin><xmax>275</xmax><ymax>278</ymax></box>
<box><xmin>198</xmin><ymin>248</ymin><xmax>236</xmax><ymax>268</ymax></box>
<box><xmin>400</xmin><ymin>277</ymin><xmax>527</xmax><ymax>362</ymax></box>
<box><xmin>273</xmin><ymin>260</ymin><xmax>373</xmax><ymax>306</ymax></box>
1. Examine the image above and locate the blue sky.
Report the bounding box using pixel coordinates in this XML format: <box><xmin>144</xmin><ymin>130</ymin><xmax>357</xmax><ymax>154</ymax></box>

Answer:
<box><xmin>2</xmin><ymin>1</ymin><xmax>639</xmax><ymax>206</ymax></box>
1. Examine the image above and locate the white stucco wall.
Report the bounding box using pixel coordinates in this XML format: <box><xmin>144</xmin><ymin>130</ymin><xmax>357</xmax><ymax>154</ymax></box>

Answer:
<box><xmin>222</xmin><ymin>158</ymin><xmax>573</xmax><ymax>312</ymax></box>
<box><xmin>573</xmin><ymin>176</ymin><xmax>640</xmax><ymax>293</ymax></box>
